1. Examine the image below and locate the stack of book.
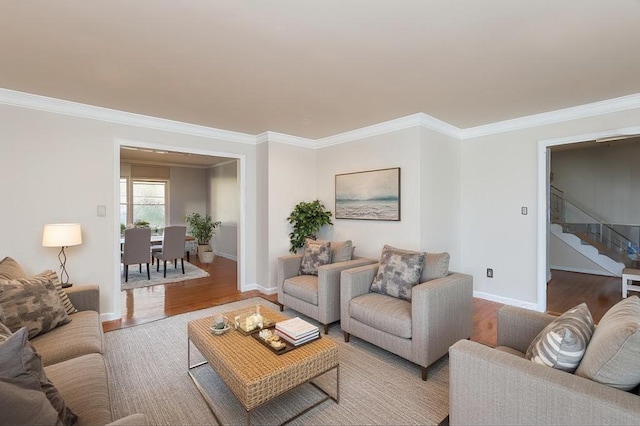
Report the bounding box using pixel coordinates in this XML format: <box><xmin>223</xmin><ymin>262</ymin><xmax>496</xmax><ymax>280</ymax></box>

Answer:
<box><xmin>275</xmin><ymin>317</ymin><xmax>320</xmax><ymax>346</ymax></box>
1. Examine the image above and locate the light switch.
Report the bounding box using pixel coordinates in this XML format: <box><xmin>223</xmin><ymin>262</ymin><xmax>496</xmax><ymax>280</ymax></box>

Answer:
<box><xmin>521</xmin><ymin>206</ymin><xmax>528</xmax><ymax>215</ymax></box>
<box><xmin>97</xmin><ymin>205</ymin><xmax>106</xmax><ymax>217</ymax></box>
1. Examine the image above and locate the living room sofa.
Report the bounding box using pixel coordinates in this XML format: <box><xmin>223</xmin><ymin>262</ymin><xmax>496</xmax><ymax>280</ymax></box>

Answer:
<box><xmin>449</xmin><ymin>305</ymin><xmax>640</xmax><ymax>425</ymax></box>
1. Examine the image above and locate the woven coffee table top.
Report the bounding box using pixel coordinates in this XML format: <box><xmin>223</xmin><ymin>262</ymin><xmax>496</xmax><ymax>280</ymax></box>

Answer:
<box><xmin>188</xmin><ymin>304</ymin><xmax>338</xmax><ymax>411</ymax></box>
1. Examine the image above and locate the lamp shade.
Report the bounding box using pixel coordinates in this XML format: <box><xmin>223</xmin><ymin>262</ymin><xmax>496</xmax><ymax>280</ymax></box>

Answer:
<box><xmin>42</xmin><ymin>223</ymin><xmax>82</xmax><ymax>247</ymax></box>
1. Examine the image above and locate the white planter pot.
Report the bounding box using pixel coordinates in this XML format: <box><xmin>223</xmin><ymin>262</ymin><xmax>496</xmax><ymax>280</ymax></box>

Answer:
<box><xmin>197</xmin><ymin>245</ymin><xmax>215</xmax><ymax>263</ymax></box>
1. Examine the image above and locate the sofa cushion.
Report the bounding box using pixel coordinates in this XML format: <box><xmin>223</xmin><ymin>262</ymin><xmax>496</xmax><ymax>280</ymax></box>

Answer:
<box><xmin>0</xmin><ymin>256</ymin><xmax>27</xmax><ymax>280</ymax></box>
<box><xmin>575</xmin><ymin>296</ymin><xmax>640</xmax><ymax>390</ymax></box>
<box><xmin>31</xmin><ymin>310</ymin><xmax>104</xmax><ymax>366</ymax></box>
<box><xmin>0</xmin><ymin>275</ymin><xmax>70</xmax><ymax>339</ymax></box>
<box><xmin>283</xmin><ymin>275</ymin><xmax>319</xmax><ymax>305</ymax></box>
<box><xmin>349</xmin><ymin>292</ymin><xmax>412</xmax><ymax>338</ymax></box>
<box><xmin>0</xmin><ymin>376</ymin><xmax>62</xmax><ymax>426</ymax></box>
<box><xmin>35</xmin><ymin>270</ymin><xmax>78</xmax><ymax>315</ymax></box>
<box><xmin>0</xmin><ymin>325</ymin><xmax>78</xmax><ymax>425</ymax></box>
<box><xmin>299</xmin><ymin>240</ymin><xmax>331</xmax><ymax>276</ymax></box>
<box><xmin>525</xmin><ymin>302</ymin><xmax>594</xmax><ymax>372</ymax></box>
<box><xmin>420</xmin><ymin>252</ymin><xmax>450</xmax><ymax>282</ymax></box>
<box><xmin>370</xmin><ymin>245</ymin><xmax>425</xmax><ymax>301</ymax></box>
<box><xmin>309</xmin><ymin>238</ymin><xmax>355</xmax><ymax>263</ymax></box>
<box><xmin>45</xmin><ymin>353</ymin><xmax>112</xmax><ymax>426</ymax></box>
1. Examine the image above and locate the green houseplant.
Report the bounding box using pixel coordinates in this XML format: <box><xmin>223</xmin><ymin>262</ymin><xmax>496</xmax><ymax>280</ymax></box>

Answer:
<box><xmin>185</xmin><ymin>213</ymin><xmax>222</xmax><ymax>263</ymax></box>
<box><xmin>287</xmin><ymin>200</ymin><xmax>333</xmax><ymax>253</ymax></box>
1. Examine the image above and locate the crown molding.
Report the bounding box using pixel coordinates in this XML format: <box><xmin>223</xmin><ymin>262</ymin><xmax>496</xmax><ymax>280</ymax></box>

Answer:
<box><xmin>255</xmin><ymin>131</ymin><xmax>315</xmax><ymax>148</ymax></box>
<box><xmin>0</xmin><ymin>88</ymin><xmax>256</xmax><ymax>145</ymax></box>
<box><xmin>459</xmin><ymin>93</ymin><xmax>640</xmax><ymax>139</ymax></box>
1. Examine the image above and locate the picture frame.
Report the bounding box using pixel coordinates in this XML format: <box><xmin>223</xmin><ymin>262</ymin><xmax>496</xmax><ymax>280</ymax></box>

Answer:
<box><xmin>335</xmin><ymin>167</ymin><xmax>401</xmax><ymax>221</ymax></box>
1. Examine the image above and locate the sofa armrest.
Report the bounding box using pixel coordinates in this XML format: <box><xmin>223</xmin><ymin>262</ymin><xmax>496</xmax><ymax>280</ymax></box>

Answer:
<box><xmin>277</xmin><ymin>255</ymin><xmax>303</xmax><ymax>303</ymax></box>
<box><xmin>497</xmin><ymin>305</ymin><xmax>557</xmax><ymax>353</ymax></box>
<box><xmin>449</xmin><ymin>339</ymin><xmax>640</xmax><ymax>425</ymax></box>
<box><xmin>107</xmin><ymin>413</ymin><xmax>149</xmax><ymax>425</ymax></box>
<box><xmin>411</xmin><ymin>272</ymin><xmax>473</xmax><ymax>366</ymax></box>
<box><xmin>316</xmin><ymin>257</ymin><xmax>377</xmax><ymax>324</ymax></box>
<box><xmin>65</xmin><ymin>285</ymin><xmax>100</xmax><ymax>313</ymax></box>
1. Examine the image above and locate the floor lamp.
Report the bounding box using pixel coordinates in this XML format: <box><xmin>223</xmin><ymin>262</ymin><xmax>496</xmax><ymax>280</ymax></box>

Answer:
<box><xmin>42</xmin><ymin>223</ymin><xmax>82</xmax><ymax>288</ymax></box>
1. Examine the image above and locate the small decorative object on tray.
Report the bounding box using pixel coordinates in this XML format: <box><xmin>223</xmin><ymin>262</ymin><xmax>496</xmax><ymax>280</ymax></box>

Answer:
<box><xmin>235</xmin><ymin>305</ymin><xmax>275</xmax><ymax>335</ymax></box>
<box><xmin>209</xmin><ymin>314</ymin><xmax>231</xmax><ymax>335</ymax></box>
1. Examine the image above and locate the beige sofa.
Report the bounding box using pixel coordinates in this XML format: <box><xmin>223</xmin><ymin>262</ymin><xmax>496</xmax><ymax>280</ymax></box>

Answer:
<box><xmin>449</xmin><ymin>305</ymin><xmax>640</xmax><ymax>425</ymax></box>
<box><xmin>29</xmin><ymin>285</ymin><xmax>147</xmax><ymax>426</ymax></box>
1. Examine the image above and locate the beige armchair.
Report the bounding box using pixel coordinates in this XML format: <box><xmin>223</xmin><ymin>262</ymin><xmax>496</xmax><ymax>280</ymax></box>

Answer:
<box><xmin>278</xmin><ymin>254</ymin><xmax>376</xmax><ymax>334</ymax></box>
<box><xmin>340</xmin><ymin>255</ymin><xmax>473</xmax><ymax>381</ymax></box>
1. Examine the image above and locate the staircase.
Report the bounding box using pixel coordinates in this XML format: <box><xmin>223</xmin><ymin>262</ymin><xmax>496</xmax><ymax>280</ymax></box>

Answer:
<box><xmin>550</xmin><ymin>185</ymin><xmax>639</xmax><ymax>277</ymax></box>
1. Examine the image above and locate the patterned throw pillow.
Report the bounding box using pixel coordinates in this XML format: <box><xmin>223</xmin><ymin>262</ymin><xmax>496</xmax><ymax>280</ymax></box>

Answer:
<box><xmin>0</xmin><ymin>276</ymin><xmax>70</xmax><ymax>339</ymax></box>
<box><xmin>525</xmin><ymin>302</ymin><xmax>594</xmax><ymax>373</ymax></box>
<box><xmin>575</xmin><ymin>296</ymin><xmax>640</xmax><ymax>390</ymax></box>
<box><xmin>0</xmin><ymin>326</ymin><xmax>78</xmax><ymax>425</ymax></box>
<box><xmin>35</xmin><ymin>271</ymin><xmax>77</xmax><ymax>315</ymax></box>
<box><xmin>0</xmin><ymin>257</ymin><xmax>27</xmax><ymax>280</ymax></box>
<box><xmin>370</xmin><ymin>245</ymin><xmax>426</xmax><ymax>301</ymax></box>
<box><xmin>306</xmin><ymin>238</ymin><xmax>354</xmax><ymax>263</ymax></box>
<box><xmin>299</xmin><ymin>240</ymin><xmax>332</xmax><ymax>276</ymax></box>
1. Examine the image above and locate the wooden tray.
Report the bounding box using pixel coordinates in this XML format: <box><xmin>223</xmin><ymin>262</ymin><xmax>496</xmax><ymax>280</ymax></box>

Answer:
<box><xmin>251</xmin><ymin>332</ymin><xmax>320</xmax><ymax>355</ymax></box>
<box><xmin>237</xmin><ymin>321</ymin><xmax>276</xmax><ymax>336</ymax></box>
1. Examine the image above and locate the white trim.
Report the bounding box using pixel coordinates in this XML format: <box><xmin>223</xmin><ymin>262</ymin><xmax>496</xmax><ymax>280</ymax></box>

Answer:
<box><xmin>100</xmin><ymin>312</ymin><xmax>120</xmax><ymax>322</ymax></box>
<box><xmin>256</xmin><ymin>131</ymin><xmax>316</xmax><ymax>148</ymax></box>
<box><xmin>473</xmin><ymin>291</ymin><xmax>542</xmax><ymax>312</ymax></box>
<box><xmin>0</xmin><ymin>88</ymin><xmax>256</xmax><ymax>144</ymax></box>
<box><xmin>550</xmin><ymin>265</ymin><xmax>616</xmax><ymax>277</ymax></box>
<box><xmin>214</xmin><ymin>251</ymin><xmax>238</xmax><ymax>261</ymax></box>
<box><xmin>210</xmin><ymin>159</ymin><xmax>238</xmax><ymax>169</ymax></box>
<box><xmin>461</xmin><ymin>93</ymin><xmax>640</xmax><ymax>139</ymax></box>
<box><xmin>242</xmin><ymin>282</ymin><xmax>278</xmax><ymax>295</ymax></box>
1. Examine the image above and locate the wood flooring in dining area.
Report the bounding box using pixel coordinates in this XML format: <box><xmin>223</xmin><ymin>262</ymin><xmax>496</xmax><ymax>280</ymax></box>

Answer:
<box><xmin>103</xmin><ymin>260</ymin><xmax>628</xmax><ymax>349</ymax></box>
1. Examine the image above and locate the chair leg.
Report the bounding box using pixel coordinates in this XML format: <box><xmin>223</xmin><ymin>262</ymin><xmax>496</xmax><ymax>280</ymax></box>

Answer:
<box><xmin>163</xmin><ymin>260</ymin><xmax>167</xmax><ymax>278</ymax></box>
<box><xmin>343</xmin><ymin>331</ymin><xmax>350</xmax><ymax>342</ymax></box>
<box><xmin>157</xmin><ymin>259</ymin><xmax>160</xmax><ymax>272</ymax></box>
<box><xmin>323</xmin><ymin>324</ymin><xmax>329</xmax><ymax>335</ymax></box>
<box><xmin>125</xmin><ymin>265</ymin><xmax>129</xmax><ymax>282</ymax></box>
<box><xmin>181</xmin><ymin>258</ymin><xmax>184</xmax><ymax>274</ymax></box>
<box><xmin>146</xmin><ymin>263</ymin><xmax>150</xmax><ymax>280</ymax></box>
<box><xmin>421</xmin><ymin>366</ymin><xmax>428</xmax><ymax>381</ymax></box>
<box><xmin>174</xmin><ymin>259</ymin><xmax>178</xmax><ymax>269</ymax></box>
<box><xmin>139</xmin><ymin>264</ymin><xmax>142</xmax><ymax>273</ymax></box>
<box><xmin>279</xmin><ymin>304</ymin><xmax>284</xmax><ymax>312</ymax></box>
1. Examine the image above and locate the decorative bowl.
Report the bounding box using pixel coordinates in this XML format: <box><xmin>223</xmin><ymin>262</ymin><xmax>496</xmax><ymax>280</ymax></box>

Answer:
<box><xmin>209</xmin><ymin>323</ymin><xmax>231</xmax><ymax>335</ymax></box>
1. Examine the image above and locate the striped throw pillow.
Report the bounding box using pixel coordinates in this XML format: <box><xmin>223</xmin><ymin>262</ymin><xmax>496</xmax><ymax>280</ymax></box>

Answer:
<box><xmin>525</xmin><ymin>302</ymin><xmax>594</xmax><ymax>373</ymax></box>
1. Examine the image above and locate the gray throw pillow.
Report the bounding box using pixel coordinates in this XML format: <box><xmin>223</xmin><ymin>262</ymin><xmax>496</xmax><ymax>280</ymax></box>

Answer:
<box><xmin>0</xmin><ymin>276</ymin><xmax>70</xmax><ymax>339</ymax></box>
<box><xmin>0</xmin><ymin>326</ymin><xmax>78</xmax><ymax>425</ymax></box>
<box><xmin>0</xmin><ymin>376</ymin><xmax>62</xmax><ymax>426</ymax></box>
<box><xmin>35</xmin><ymin>270</ymin><xmax>78</xmax><ymax>315</ymax></box>
<box><xmin>525</xmin><ymin>302</ymin><xmax>594</xmax><ymax>372</ymax></box>
<box><xmin>0</xmin><ymin>256</ymin><xmax>27</xmax><ymax>280</ymax></box>
<box><xmin>370</xmin><ymin>245</ymin><xmax>426</xmax><ymax>301</ymax></box>
<box><xmin>575</xmin><ymin>296</ymin><xmax>640</xmax><ymax>390</ymax></box>
<box><xmin>306</xmin><ymin>238</ymin><xmax>354</xmax><ymax>263</ymax></box>
<box><xmin>299</xmin><ymin>241</ymin><xmax>332</xmax><ymax>276</ymax></box>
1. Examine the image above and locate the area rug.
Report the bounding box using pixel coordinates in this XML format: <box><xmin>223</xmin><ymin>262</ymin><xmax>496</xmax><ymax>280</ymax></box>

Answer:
<box><xmin>104</xmin><ymin>298</ymin><xmax>450</xmax><ymax>425</ymax></box>
<box><xmin>120</xmin><ymin>261</ymin><xmax>209</xmax><ymax>290</ymax></box>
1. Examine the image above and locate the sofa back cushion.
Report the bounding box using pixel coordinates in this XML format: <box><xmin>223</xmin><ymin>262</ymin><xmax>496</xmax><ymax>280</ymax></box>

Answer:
<box><xmin>306</xmin><ymin>238</ymin><xmax>354</xmax><ymax>263</ymax></box>
<box><xmin>575</xmin><ymin>296</ymin><xmax>640</xmax><ymax>390</ymax></box>
<box><xmin>370</xmin><ymin>245</ymin><xmax>425</xmax><ymax>301</ymax></box>
<box><xmin>420</xmin><ymin>252</ymin><xmax>450</xmax><ymax>282</ymax></box>
<box><xmin>0</xmin><ymin>257</ymin><xmax>27</xmax><ymax>280</ymax></box>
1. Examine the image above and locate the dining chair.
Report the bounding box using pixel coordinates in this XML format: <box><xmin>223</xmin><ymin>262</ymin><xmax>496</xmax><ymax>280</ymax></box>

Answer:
<box><xmin>122</xmin><ymin>227</ymin><xmax>152</xmax><ymax>282</ymax></box>
<box><xmin>153</xmin><ymin>225</ymin><xmax>187</xmax><ymax>278</ymax></box>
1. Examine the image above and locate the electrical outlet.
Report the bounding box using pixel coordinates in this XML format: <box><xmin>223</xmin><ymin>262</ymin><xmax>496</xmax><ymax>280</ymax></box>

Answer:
<box><xmin>487</xmin><ymin>268</ymin><xmax>493</xmax><ymax>278</ymax></box>
<box><xmin>521</xmin><ymin>206</ymin><xmax>528</xmax><ymax>215</ymax></box>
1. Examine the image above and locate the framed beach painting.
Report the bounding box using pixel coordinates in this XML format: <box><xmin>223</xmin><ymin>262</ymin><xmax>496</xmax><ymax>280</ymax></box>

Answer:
<box><xmin>335</xmin><ymin>167</ymin><xmax>400</xmax><ymax>221</ymax></box>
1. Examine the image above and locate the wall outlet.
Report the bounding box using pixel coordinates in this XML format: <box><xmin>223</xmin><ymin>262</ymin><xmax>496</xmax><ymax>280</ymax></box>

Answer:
<box><xmin>487</xmin><ymin>268</ymin><xmax>493</xmax><ymax>278</ymax></box>
<box><xmin>521</xmin><ymin>206</ymin><xmax>528</xmax><ymax>215</ymax></box>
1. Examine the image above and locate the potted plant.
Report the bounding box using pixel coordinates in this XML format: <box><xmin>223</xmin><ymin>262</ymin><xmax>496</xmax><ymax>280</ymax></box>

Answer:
<box><xmin>287</xmin><ymin>200</ymin><xmax>333</xmax><ymax>253</ymax></box>
<box><xmin>185</xmin><ymin>212</ymin><xmax>221</xmax><ymax>263</ymax></box>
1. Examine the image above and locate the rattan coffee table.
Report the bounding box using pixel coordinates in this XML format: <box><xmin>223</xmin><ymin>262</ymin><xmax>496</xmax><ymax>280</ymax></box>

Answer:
<box><xmin>187</xmin><ymin>304</ymin><xmax>339</xmax><ymax>425</ymax></box>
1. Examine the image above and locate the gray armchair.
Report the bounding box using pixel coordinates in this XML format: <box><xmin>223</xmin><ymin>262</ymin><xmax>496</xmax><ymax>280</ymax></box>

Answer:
<box><xmin>340</xmin><ymin>256</ymin><xmax>473</xmax><ymax>380</ymax></box>
<box><xmin>278</xmin><ymin>254</ymin><xmax>376</xmax><ymax>334</ymax></box>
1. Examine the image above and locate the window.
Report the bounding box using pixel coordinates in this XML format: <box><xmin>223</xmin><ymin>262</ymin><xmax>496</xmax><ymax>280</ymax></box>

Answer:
<box><xmin>132</xmin><ymin>181</ymin><xmax>166</xmax><ymax>230</ymax></box>
<box><xmin>119</xmin><ymin>178</ymin><xmax>128</xmax><ymax>230</ymax></box>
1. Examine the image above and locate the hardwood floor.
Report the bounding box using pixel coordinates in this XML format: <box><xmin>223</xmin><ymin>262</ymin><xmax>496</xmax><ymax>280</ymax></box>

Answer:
<box><xmin>103</xmin><ymin>261</ymin><xmax>626</xmax><ymax>350</ymax></box>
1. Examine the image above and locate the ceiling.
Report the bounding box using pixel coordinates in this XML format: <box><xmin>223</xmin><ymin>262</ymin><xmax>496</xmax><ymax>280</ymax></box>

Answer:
<box><xmin>1</xmin><ymin>1</ymin><xmax>640</xmax><ymax>139</ymax></box>
<box><xmin>120</xmin><ymin>146</ymin><xmax>232</xmax><ymax>167</ymax></box>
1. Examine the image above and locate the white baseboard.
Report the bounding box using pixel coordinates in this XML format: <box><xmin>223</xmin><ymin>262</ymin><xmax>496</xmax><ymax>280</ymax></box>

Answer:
<box><xmin>550</xmin><ymin>265</ymin><xmax>617</xmax><ymax>277</ymax></box>
<box><xmin>214</xmin><ymin>251</ymin><xmax>237</xmax><ymax>261</ymax></box>
<box><xmin>473</xmin><ymin>290</ymin><xmax>542</xmax><ymax>312</ymax></box>
<box><xmin>100</xmin><ymin>312</ymin><xmax>120</xmax><ymax>322</ymax></box>
<box><xmin>241</xmin><ymin>282</ymin><xmax>278</xmax><ymax>295</ymax></box>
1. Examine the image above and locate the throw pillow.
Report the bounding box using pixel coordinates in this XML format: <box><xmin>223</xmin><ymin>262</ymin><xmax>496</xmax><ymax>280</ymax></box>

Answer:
<box><xmin>421</xmin><ymin>252</ymin><xmax>450</xmax><ymax>282</ymax></box>
<box><xmin>0</xmin><ymin>256</ymin><xmax>27</xmax><ymax>280</ymax></box>
<box><xmin>0</xmin><ymin>276</ymin><xmax>70</xmax><ymax>339</ymax></box>
<box><xmin>0</xmin><ymin>376</ymin><xmax>62</xmax><ymax>426</ymax></box>
<box><xmin>0</xmin><ymin>326</ymin><xmax>78</xmax><ymax>425</ymax></box>
<box><xmin>299</xmin><ymin>240</ymin><xmax>332</xmax><ymax>276</ymax></box>
<box><xmin>35</xmin><ymin>270</ymin><xmax>78</xmax><ymax>315</ymax></box>
<box><xmin>306</xmin><ymin>238</ymin><xmax>354</xmax><ymax>263</ymax></box>
<box><xmin>575</xmin><ymin>296</ymin><xmax>640</xmax><ymax>390</ymax></box>
<box><xmin>370</xmin><ymin>245</ymin><xmax>426</xmax><ymax>301</ymax></box>
<box><xmin>525</xmin><ymin>302</ymin><xmax>594</xmax><ymax>372</ymax></box>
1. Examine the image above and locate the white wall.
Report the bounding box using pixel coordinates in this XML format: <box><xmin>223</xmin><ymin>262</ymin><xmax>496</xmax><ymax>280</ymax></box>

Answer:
<box><xmin>209</xmin><ymin>161</ymin><xmax>239</xmax><ymax>259</ymax></box>
<box><xmin>462</xmin><ymin>108</ymin><xmax>640</xmax><ymax>309</ymax></box>
<box><xmin>316</xmin><ymin>127</ymin><xmax>423</xmax><ymax>259</ymax></box>
<box><xmin>552</xmin><ymin>142</ymin><xmax>640</xmax><ymax>225</ymax></box>
<box><xmin>267</xmin><ymin>141</ymin><xmax>317</xmax><ymax>289</ymax></box>
<box><xmin>549</xmin><ymin>233</ymin><xmax>610</xmax><ymax>276</ymax></box>
<box><xmin>168</xmin><ymin>166</ymin><xmax>208</xmax><ymax>225</ymax></box>
<box><xmin>0</xmin><ymin>103</ymin><xmax>260</xmax><ymax>319</ymax></box>
<box><xmin>255</xmin><ymin>142</ymin><xmax>269</xmax><ymax>292</ymax></box>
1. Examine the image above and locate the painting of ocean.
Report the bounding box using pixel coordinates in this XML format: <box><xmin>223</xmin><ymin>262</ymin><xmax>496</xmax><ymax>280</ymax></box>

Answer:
<box><xmin>335</xmin><ymin>168</ymin><xmax>400</xmax><ymax>220</ymax></box>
